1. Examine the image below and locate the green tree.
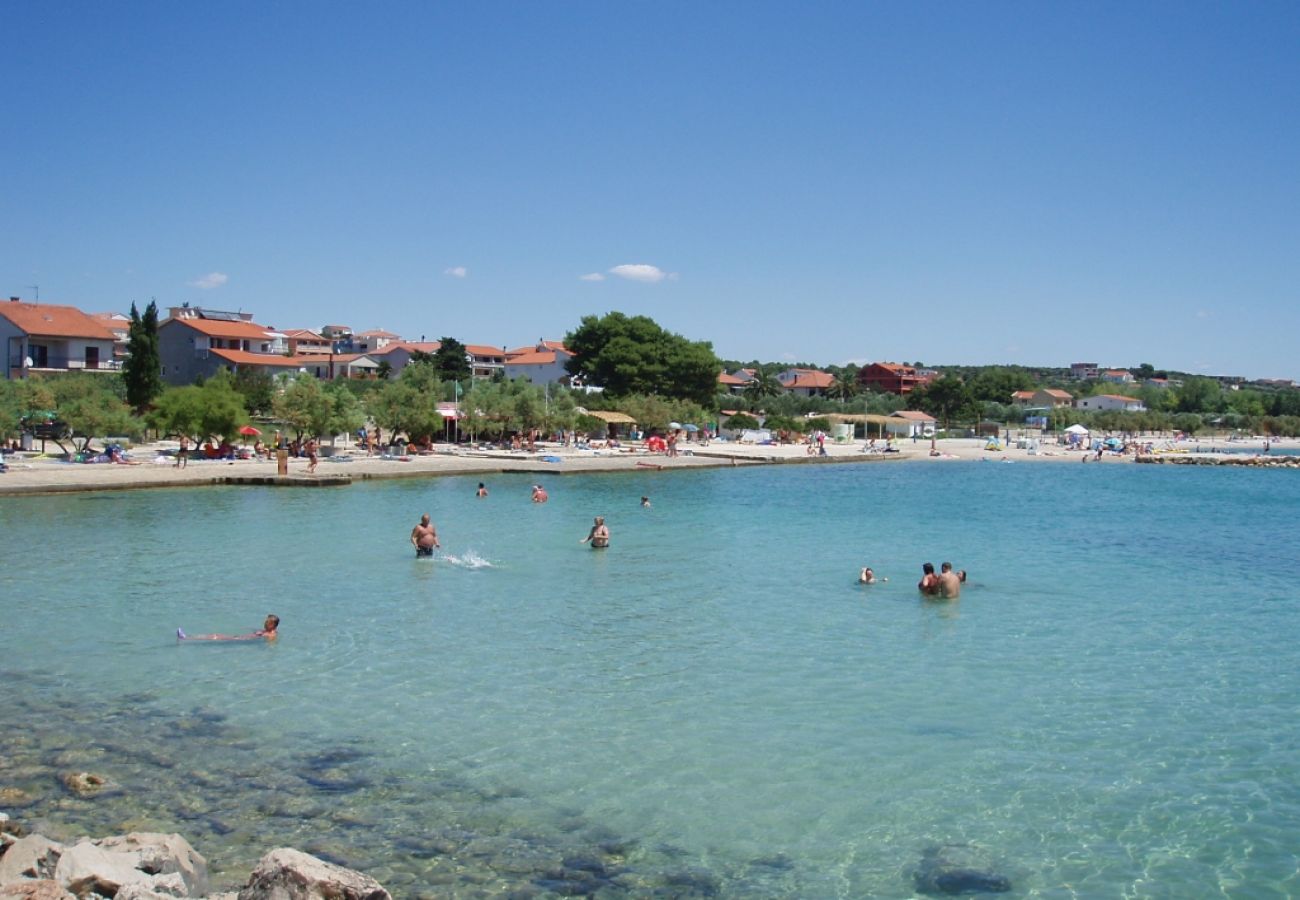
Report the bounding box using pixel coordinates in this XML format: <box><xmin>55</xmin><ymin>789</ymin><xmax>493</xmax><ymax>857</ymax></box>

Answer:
<box><xmin>826</xmin><ymin>371</ymin><xmax>860</xmax><ymax>401</ymax></box>
<box><xmin>564</xmin><ymin>312</ymin><xmax>720</xmax><ymax>405</ymax></box>
<box><xmin>432</xmin><ymin>337</ymin><xmax>473</xmax><ymax>384</ymax></box>
<box><xmin>325</xmin><ymin>382</ymin><xmax>366</xmax><ymax>445</ymax></box>
<box><xmin>123</xmin><ymin>301</ymin><xmax>163</xmax><ymax>413</ymax></box>
<box><xmin>910</xmin><ymin>376</ymin><xmax>978</xmax><ymax>428</ymax></box>
<box><xmin>1175</xmin><ymin>377</ymin><xmax>1222</xmax><ymax>414</ymax></box>
<box><xmin>273</xmin><ymin>374</ymin><xmax>333</xmax><ymax>440</ymax></box>
<box><xmin>149</xmin><ymin>375</ymin><xmax>246</xmax><ymax>442</ymax></box>
<box><xmin>969</xmin><ymin>367</ymin><xmax>1034</xmax><ymax>403</ymax></box>
<box><xmin>232</xmin><ymin>368</ymin><xmax>275</xmax><ymax>416</ymax></box>
<box><xmin>46</xmin><ymin>374</ymin><xmax>138</xmax><ymax>451</ymax></box>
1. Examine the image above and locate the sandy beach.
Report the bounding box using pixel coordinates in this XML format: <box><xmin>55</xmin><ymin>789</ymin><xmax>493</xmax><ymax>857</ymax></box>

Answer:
<box><xmin>4</xmin><ymin>433</ymin><xmax>1288</xmax><ymax>495</ymax></box>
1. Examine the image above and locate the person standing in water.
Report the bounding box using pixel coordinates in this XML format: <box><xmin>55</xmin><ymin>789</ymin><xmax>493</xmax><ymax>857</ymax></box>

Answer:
<box><xmin>411</xmin><ymin>513</ymin><xmax>440</xmax><ymax>558</ymax></box>
<box><xmin>581</xmin><ymin>516</ymin><xmax>610</xmax><ymax>548</ymax></box>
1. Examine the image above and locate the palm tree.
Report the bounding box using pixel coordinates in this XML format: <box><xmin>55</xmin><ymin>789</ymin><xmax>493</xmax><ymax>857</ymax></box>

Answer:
<box><xmin>827</xmin><ymin>372</ymin><xmax>859</xmax><ymax>402</ymax></box>
<box><xmin>747</xmin><ymin>371</ymin><xmax>784</xmax><ymax>400</ymax></box>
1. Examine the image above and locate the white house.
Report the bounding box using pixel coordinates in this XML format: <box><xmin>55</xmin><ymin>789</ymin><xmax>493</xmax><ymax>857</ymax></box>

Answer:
<box><xmin>1</xmin><ymin>298</ymin><xmax>120</xmax><ymax>379</ymax></box>
<box><xmin>504</xmin><ymin>340</ymin><xmax>574</xmax><ymax>385</ymax></box>
<box><xmin>777</xmin><ymin>368</ymin><xmax>834</xmax><ymax>397</ymax></box>
<box><xmin>1076</xmin><ymin>393</ymin><xmax>1146</xmax><ymax>412</ymax></box>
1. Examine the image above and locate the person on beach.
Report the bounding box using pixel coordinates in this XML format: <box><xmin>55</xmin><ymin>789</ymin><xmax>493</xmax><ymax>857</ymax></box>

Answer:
<box><xmin>305</xmin><ymin>438</ymin><xmax>318</xmax><ymax>474</ymax></box>
<box><xmin>936</xmin><ymin>562</ymin><xmax>962</xmax><ymax>599</ymax></box>
<box><xmin>918</xmin><ymin>562</ymin><xmax>939</xmax><ymax>595</ymax></box>
<box><xmin>175</xmin><ymin>436</ymin><xmax>189</xmax><ymax>469</ymax></box>
<box><xmin>476</xmin><ymin>482</ymin><xmax>488</xmax><ymax>497</ymax></box>
<box><xmin>532</xmin><ymin>484</ymin><xmax>548</xmax><ymax>503</ymax></box>
<box><xmin>411</xmin><ymin>513</ymin><xmax>440</xmax><ymax>557</ymax></box>
<box><xmin>179</xmin><ymin>615</ymin><xmax>279</xmax><ymax>642</ymax></box>
<box><xmin>582</xmin><ymin>516</ymin><xmax>610</xmax><ymax>548</ymax></box>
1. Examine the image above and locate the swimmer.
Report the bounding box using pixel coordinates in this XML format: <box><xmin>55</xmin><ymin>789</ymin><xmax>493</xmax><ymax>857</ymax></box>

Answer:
<box><xmin>411</xmin><ymin>513</ymin><xmax>440</xmax><ymax>558</ymax></box>
<box><xmin>532</xmin><ymin>484</ymin><xmax>548</xmax><ymax>503</ymax></box>
<box><xmin>640</xmin><ymin>496</ymin><xmax>651</xmax><ymax>508</ymax></box>
<box><xmin>476</xmin><ymin>482</ymin><xmax>488</xmax><ymax>498</ymax></box>
<box><xmin>581</xmin><ymin>516</ymin><xmax>610</xmax><ymax>548</ymax></box>
<box><xmin>858</xmin><ymin>567</ymin><xmax>888</xmax><ymax>584</ymax></box>
<box><xmin>178</xmin><ymin>615</ymin><xmax>279</xmax><ymax>642</ymax></box>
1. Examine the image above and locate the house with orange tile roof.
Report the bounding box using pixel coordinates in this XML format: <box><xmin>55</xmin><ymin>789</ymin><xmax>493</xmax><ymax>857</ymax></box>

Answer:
<box><xmin>465</xmin><ymin>344</ymin><xmax>508</xmax><ymax>379</ymax></box>
<box><xmin>282</xmin><ymin>329</ymin><xmax>332</xmax><ymax>355</ymax></box>
<box><xmin>352</xmin><ymin>329</ymin><xmax>403</xmax><ymax>353</ymax></box>
<box><xmin>857</xmin><ymin>362</ymin><xmax>936</xmax><ymax>395</ymax></box>
<box><xmin>1012</xmin><ymin>388</ymin><xmax>1074</xmax><ymax>408</ymax></box>
<box><xmin>777</xmin><ymin>368</ymin><xmax>834</xmax><ymax>397</ymax></box>
<box><xmin>718</xmin><ymin>369</ymin><xmax>757</xmax><ymax>394</ymax></box>
<box><xmin>367</xmin><ymin>341</ymin><xmax>442</xmax><ymax>377</ymax></box>
<box><xmin>1101</xmin><ymin>369</ymin><xmax>1135</xmax><ymax>384</ymax></box>
<box><xmin>504</xmin><ymin>340</ymin><xmax>574</xmax><ymax>384</ymax></box>
<box><xmin>1</xmin><ymin>297</ymin><xmax>121</xmax><ymax>379</ymax></box>
<box><xmin>158</xmin><ymin>306</ymin><xmax>287</xmax><ymax>384</ymax></box>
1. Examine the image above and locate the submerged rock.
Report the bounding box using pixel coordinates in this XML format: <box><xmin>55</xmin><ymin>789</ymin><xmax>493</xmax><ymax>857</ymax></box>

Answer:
<box><xmin>913</xmin><ymin>844</ymin><xmax>1012</xmax><ymax>895</ymax></box>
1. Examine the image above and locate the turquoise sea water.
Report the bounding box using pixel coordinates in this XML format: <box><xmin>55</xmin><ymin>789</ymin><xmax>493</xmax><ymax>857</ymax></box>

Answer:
<box><xmin>3</xmin><ymin>460</ymin><xmax>1299</xmax><ymax>897</ymax></box>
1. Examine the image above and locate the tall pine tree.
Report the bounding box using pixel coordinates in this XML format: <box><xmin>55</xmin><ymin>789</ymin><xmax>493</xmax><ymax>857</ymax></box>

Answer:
<box><xmin>124</xmin><ymin>300</ymin><xmax>163</xmax><ymax>413</ymax></box>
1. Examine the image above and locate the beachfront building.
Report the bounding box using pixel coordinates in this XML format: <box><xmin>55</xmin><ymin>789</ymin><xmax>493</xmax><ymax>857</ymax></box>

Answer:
<box><xmin>1</xmin><ymin>298</ymin><xmax>121</xmax><ymax>379</ymax></box>
<box><xmin>1101</xmin><ymin>369</ymin><xmax>1135</xmax><ymax>384</ymax></box>
<box><xmin>1076</xmin><ymin>393</ymin><xmax>1146</xmax><ymax>412</ymax></box>
<box><xmin>886</xmin><ymin>410</ymin><xmax>938</xmax><ymax>438</ymax></box>
<box><xmin>777</xmin><ymin>368</ymin><xmax>834</xmax><ymax>397</ymax></box>
<box><xmin>1069</xmin><ymin>362</ymin><xmax>1100</xmax><ymax>381</ymax></box>
<box><xmin>158</xmin><ymin>306</ymin><xmax>292</xmax><ymax>385</ymax></box>
<box><xmin>857</xmin><ymin>362</ymin><xmax>936</xmax><ymax>395</ymax></box>
<box><xmin>291</xmin><ymin>352</ymin><xmax>382</xmax><ymax>380</ymax></box>
<box><xmin>504</xmin><ymin>340</ymin><xmax>574</xmax><ymax>385</ymax></box>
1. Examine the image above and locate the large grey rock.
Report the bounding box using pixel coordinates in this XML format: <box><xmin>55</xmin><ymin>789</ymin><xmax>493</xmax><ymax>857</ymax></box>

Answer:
<box><xmin>0</xmin><ymin>880</ymin><xmax>75</xmax><ymax>900</ymax></box>
<box><xmin>96</xmin><ymin>833</ymin><xmax>208</xmax><ymax>896</ymax></box>
<box><xmin>53</xmin><ymin>840</ymin><xmax>147</xmax><ymax>896</ymax></box>
<box><xmin>237</xmin><ymin>849</ymin><xmax>391</xmax><ymax>900</ymax></box>
<box><xmin>114</xmin><ymin>879</ymin><xmax>187</xmax><ymax>900</ymax></box>
<box><xmin>0</xmin><ymin>835</ymin><xmax>64</xmax><ymax>883</ymax></box>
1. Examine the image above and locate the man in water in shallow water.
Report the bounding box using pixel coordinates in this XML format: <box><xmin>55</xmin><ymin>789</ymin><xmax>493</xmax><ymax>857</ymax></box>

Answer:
<box><xmin>179</xmin><ymin>615</ymin><xmax>279</xmax><ymax>642</ymax></box>
<box><xmin>411</xmin><ymin>513</ymin><xmax>440</xmax><ymax>557</ymax></box>
<box><xmin>581</xmin><ymin>516</ymin><xmax>610</xmax><ymax>548</ymax></box>
<box><xmin>918</xmin><ymin>562</ymin><xmax>939</xmax><ymax>595</ymax></box>
<box><xmin>936</xmin><ymin>562</ymin><xmax>962</xmax><ymax>599</ymax></box>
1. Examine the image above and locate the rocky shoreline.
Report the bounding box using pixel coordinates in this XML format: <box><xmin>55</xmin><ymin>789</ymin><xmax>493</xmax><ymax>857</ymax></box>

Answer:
<box><xmin>0</xmin><ymin>821</ymin><xmax>390</xmax><ymax>899</ymax></box>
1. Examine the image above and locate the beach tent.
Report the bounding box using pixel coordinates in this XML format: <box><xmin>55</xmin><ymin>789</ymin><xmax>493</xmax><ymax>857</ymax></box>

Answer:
<box><xmin>1064</xmin><ymin>424</ymin><xmax>1089</xmax><ymax>435</ymax></box>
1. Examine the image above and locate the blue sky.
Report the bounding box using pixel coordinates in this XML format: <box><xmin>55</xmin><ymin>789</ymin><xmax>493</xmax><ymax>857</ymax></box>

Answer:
<box><xmin>4</xmin><ymin>2</ymin><xmax>1298</xmax><ymax>378</ymax></box>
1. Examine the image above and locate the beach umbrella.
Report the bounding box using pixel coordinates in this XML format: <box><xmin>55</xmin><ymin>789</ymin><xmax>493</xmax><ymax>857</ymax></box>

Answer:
<box><xmin>1064</xmin><ymin>424</ymin><xmax>1089</xmax><ymax>435</ymax></box>
<box><xmin>682</xmin><ymin>424</ymin><xmax>699</xmax><ymax>432</ymax></box>
<box><xmin>668</xmin><ymin>421</ymin><xmax>682</xmax><ymax>430</ymax></box>
<box><xmin>238</xmin><ymin>425</ymin><xmax>261</xmax><ymax>445</ymax></box>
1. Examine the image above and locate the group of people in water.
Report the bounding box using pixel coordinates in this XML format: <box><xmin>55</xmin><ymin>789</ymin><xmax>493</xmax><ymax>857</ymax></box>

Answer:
<box><xmin>857</xmin><ymin>560</ymin><xmax>967</xmax><ymax>599</ymax></box>
<box><xmin>409</xmin><ymin>482</ymin><xmax>637</xmax><ymax>559</ymax></box>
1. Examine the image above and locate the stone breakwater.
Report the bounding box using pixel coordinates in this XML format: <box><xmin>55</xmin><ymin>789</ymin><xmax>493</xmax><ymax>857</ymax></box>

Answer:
<box><xmin>1137</xmin><ymin>454</ymin><xmax>1300</xmax><ymax>467</ymax></box>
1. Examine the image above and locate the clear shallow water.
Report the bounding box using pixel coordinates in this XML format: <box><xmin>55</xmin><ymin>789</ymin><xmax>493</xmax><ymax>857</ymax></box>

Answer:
<box><xmin>2</xmin><ymin>461</ymin><xmax>1299</xmax><ymax>897</ymax></box>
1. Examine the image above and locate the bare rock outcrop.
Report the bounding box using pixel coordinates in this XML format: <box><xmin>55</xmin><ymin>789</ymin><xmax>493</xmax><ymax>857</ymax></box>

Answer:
<box><xmin>237</xmin><ymin>849</ymin><xmax>391</xmax><ymax>900</ymax></box>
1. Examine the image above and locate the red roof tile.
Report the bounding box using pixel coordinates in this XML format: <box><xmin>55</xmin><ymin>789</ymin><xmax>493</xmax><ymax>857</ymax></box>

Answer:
<box><xmin>0</xmin><ymin>302</ymin><xmax>118</xmax><ymax>340</ymax></box>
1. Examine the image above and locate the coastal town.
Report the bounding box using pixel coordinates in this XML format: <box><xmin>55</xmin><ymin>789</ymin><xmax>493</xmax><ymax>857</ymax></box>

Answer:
<box><xmin>1</xmin><ymin>294</ymin><xmax>1297</xmax><ymax>493</ymax></box>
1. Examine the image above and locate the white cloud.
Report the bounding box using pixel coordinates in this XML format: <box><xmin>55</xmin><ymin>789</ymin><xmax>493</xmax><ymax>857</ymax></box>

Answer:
<box><xmin>1195</xmin><ymin>310</ymin><xmax>1211</xmax><ymax>319</ymax></box>
<box><xmin>609</xmin><ymin>263</ymin><xmax>675</xmax><ymax>283</ymax></box>
<box><xmin>444</xmin><ymin>266</ymin><xmax>468</xmax><ymax>278</ymax></box>
<box><xmin>188</xmin><ymin>272</ymin><xmax>228</xmax><ymax>290</ymax></box>
<box><xmin>579</xmin><ymin>272</ymin><xmax>606</xmax><ymax>282</ymax></box>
